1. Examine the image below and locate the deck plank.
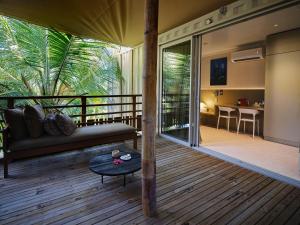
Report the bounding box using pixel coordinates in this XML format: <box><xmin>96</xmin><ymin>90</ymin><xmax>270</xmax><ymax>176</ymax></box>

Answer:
<box><xmin>191</xmin><ymin>176</ymin><xmax>272</xmax><ymax>225</ymax></box>
<box><xmin>247</xmin><ymin>188</ymin><xmax>299</xmax><ymax>225</ymax></box>
<box><xmin>0</xmin><ymin>137</ymin><xmax>299</xmax><ymax>225</ymax></box>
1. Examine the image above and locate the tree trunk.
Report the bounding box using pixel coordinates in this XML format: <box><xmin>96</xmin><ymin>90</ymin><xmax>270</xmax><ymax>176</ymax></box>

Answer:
<box><xmin>142</xmin><ymin>0</ymin><xmax>159</xmax><ymax>217</ymax></box>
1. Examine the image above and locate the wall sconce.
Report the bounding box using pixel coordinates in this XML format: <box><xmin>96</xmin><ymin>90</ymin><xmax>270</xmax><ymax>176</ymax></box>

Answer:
<box><xmin>200</xmin><ymin>102</ymin><xmax>208</xmax><ymax>112</ymax></box>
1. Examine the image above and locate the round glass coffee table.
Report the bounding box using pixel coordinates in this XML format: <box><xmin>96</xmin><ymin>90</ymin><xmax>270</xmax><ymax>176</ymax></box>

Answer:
<box><xmin>89</xmin><ymin>145</ymin><xmax>141</xmax><ymax>187</ymax></box>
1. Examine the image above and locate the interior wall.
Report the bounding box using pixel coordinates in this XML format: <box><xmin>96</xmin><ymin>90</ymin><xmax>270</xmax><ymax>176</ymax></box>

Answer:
<box><xmin>201</xmin><ymin>90</ymin><xmax>265</xmax><ymax>112</ymax></box>
<box><xmin>264</xmin><ymin>28</ymin><xmax>300</xmax><ymax>147</ymax></box>
<box><xmin>201</xmin><ymin>51</ymin><xmax>265</xmax><ymax>90</ymax></box>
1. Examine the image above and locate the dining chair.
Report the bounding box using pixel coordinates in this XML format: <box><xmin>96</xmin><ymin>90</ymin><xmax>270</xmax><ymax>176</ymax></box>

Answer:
<box><xmin>217</xmin><ymin>106</ymin><xmax>238</xmax><ymax>131</ymax></box>
<box><xmin>237</xmin><ymin>108</ymin><xmax>260</xmax><ymax>138</ymax></box>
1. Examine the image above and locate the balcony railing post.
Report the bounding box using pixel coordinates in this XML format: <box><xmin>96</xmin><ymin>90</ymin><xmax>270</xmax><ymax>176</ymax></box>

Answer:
<box><xmin>81</xmin><ymin>96</ymin><xmax>87</xmax><ymax>126</ymax></box>
<box><xmin>132</xmin><ymin>95</ymin><xmax>136</xmax><ymax>128</ymax></box>
<box><xmin>7</xmin><ymin>98</ymin><xmax>14</xmax><ymax>109</ymax></box>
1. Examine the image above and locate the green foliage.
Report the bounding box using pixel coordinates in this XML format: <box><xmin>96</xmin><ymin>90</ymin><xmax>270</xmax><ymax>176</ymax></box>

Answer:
<box><xmin>0</xmin><ymin>16</ymin><xmax>123</xmax><ymax>108</ymax></box>
<box><xmin>162</xmin><ymin>41</ymin><xmax>191</xmax><ymax>132</ymax></box>
<box><xmin>0</xmin><ymin>16</ymin><xmax>126</xmax><ymax>153</ymax></box>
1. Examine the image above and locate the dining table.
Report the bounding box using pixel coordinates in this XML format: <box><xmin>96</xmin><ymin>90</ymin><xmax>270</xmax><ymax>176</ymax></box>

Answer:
<box><xmin>216</xmin><ymin>104</ymin><xmax>264</xmax><ymax>111</ymax></box>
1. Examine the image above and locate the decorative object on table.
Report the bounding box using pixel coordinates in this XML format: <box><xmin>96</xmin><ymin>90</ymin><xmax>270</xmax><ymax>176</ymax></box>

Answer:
<box><xmin>253</xmin><ymin>102</ymin><xmax>260</xmax><ymax>108</ymax></box>
<box><xmin>120</xmin><ymin>154</ymin><xmax>132</xmax><ymax>161</ymax></box>
<box><xmin>210</xmin><ymin>57</ymin><xmax>227</xmax><ymax>85</ymax></box>
<box><xmin>237</xmin><ymin>98</ymin><xmax>249</xmax><ymax>106</ymax></box>
<box><xmin>112</xmin><ymin>149</ymin><xmax>121</xmax><ymax>158</ymax></box>
<box><xmin>113</xmin><ymin>159</ymin><xmax>124</xmax><ymax>165</ymax></box>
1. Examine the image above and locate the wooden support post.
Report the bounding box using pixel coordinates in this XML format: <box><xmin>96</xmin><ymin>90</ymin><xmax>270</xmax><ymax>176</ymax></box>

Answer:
<box><xmin>142</xmin><ymin>0</ymin><xmax>159</xmax><ymax>217</ymax></box>
<box><xmin>81</xmin><ymin>96</ymin><xmax>87</xmax><ymax>126</ymax></box>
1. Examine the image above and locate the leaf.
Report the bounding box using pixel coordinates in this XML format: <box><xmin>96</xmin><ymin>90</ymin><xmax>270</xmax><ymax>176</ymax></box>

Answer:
<box><xmin>0</xmin><ymin>15</ymin><xmax>123</xmax><ymax>112</ymax></box>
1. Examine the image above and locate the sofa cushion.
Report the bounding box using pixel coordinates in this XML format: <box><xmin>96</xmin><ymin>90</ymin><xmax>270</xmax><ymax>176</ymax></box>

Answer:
<box><xmin>44</xmin><ymin>113</ymin><xmax>61</xmax><ymax>136</ymax></box>
<box><xmin>9</xmin><ymin>123</ymin><xmax>136</xmax><ymax>152</ymax></box>
<box><xmin>4</xmin><ymin>108</ymin><xmax>29</xmax><ymax>140</ymax></box>
<box><xmin>55</xmin><ymin>114</ymin><xmax>77</xmax><ymax>136</ymax></box>
<box><xmin>24</xmin><ymin>105</ymin><xmax>45</xmax><ymax>138</ymax></box>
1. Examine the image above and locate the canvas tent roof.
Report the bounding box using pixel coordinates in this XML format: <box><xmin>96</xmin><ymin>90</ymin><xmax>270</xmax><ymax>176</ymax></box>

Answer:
<box><xmin>0</xmin><ymin>0</ymin><xmax>235</xmax><ymax>47</ymax></box>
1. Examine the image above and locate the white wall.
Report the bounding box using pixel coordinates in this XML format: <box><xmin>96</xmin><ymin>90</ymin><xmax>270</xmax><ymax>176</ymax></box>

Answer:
<box><xmin>264</xmin><ymin>29</ymin><xmax>300</xmax><ymax>147</ymax></box>
<box><xmin>201</xmin><ymin>51</ymin><xmax>265</xmax><ymax>90</ymax></box>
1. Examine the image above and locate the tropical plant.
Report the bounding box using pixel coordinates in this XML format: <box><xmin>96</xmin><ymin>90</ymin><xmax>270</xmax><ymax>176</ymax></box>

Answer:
<box><xmin>162</xmin><ymin>41</ymin><xmax>191</xmax><ymax>133</ymax></box>
<box><xmin>0</xmin><ymin>16</ymin><xmax>126</xmax><ymax>154</ymax></box>
<box><xmin>0</xmin><ymin>16</ymin><xmax>123</xmax><ymax>109</ymax></box>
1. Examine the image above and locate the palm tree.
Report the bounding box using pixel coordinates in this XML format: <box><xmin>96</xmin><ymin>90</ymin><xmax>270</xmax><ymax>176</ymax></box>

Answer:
<box><xmin>0</xmin><ymin>16</ymin><xmax>123</xmax><ymax>108</ymax></box>
<box><xmin>0</xmin><ymin>16</ymin><xmax>125</xmax><ymax>153</ymax></box>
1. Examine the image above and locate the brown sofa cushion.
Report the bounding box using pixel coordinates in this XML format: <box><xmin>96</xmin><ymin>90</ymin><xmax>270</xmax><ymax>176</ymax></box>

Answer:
<box><xmin>44</xmin><ymin>113</ymin><xmax>61</xmax><ymax>136</ymax></box>
<box><xmin>24</xmin><ymin>105</ymin><xmax>45</xmax><ymax>138</ymax></box>
<box><xmin>9</xmin><ymin>123</ymin><xmax>136</xmax><ymax>151</ymax></box>
<box><xmin>4</xmin><ymin>108</ymin><xmax>29</xmax><ymax>140</ymax></box>
<box><xmin>55</xmin><ymin>114</ymin><xmax>77</xmax><ymax>136</ymax></box>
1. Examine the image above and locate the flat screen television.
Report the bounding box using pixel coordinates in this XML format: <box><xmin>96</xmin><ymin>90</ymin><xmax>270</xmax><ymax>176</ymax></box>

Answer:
<box><xmin>210</xmin><ymin>57</ymin><xmax>227</xmax><ymax>85</ymax></box>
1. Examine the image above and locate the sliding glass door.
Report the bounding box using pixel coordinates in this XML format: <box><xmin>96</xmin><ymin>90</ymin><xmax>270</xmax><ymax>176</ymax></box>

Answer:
<box><xmin>161</xmin><ymin>40</ymin><xmax>191</xmax><ymax>142</ymax></box>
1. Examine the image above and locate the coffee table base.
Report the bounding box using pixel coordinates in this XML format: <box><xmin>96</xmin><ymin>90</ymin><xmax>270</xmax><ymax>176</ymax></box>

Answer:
<box><xmin>101</xmin><ymin>173</ymin><xmax>135</xmax><ymax>187</ymax></box>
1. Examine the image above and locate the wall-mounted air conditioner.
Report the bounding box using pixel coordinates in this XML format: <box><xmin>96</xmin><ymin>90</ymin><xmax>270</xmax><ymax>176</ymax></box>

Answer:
<box><xmin>231</xmin><ymin>48</ymin><xmax>264</xmax><ymax>62</ymax></box>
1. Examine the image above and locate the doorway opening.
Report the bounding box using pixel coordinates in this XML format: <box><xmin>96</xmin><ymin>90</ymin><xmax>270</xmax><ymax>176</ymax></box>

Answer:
<box><xmin>198</xmin><ymin>5</ymin><xmax>300</xmax><ymax>185</ymax></box>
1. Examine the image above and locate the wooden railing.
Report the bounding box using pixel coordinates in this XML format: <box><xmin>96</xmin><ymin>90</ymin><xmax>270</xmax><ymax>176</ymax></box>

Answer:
<box><xmin>161</xmin><ymin>93</ymin><xmax>189</xmax><ymax>129</ymax></box>
<box><xmin>0</xmin><ymin>94</ymin><xmax>142</xmax><ymax>153</ymax></box>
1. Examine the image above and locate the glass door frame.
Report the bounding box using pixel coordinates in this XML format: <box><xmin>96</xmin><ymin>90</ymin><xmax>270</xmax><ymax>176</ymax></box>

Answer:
<box><xmin>190</xmin><ymin>35</ymin><xmax>202</xmax><ymax>147</ymax></box>
<box><xmin>158</xmin><ymin>35</ymin><xmax>201</xmax><ymax>147</ymax></box>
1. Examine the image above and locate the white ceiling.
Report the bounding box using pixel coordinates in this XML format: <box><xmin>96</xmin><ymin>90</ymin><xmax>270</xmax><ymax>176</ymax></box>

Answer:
<box><xmin>202</xmin><ymin>5</ymin><xmax>300</xmax><ymax>56</ymax></box>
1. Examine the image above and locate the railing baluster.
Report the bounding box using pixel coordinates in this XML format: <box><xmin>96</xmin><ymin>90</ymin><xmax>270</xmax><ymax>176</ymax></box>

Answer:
<box><xmin>81</xmin><ymin>96</ymin><xmax>87</xmax><ymax>126</ymax></box>
<box><xmin>7</xmin><ymin>98</ymin><xmax>14</xmax><ymax>109</ymax></box>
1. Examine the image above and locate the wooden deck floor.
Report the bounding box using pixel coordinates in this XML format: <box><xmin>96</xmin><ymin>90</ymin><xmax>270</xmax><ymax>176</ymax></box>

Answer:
<box><xmin>0</xmin><ymin>137</ymin><xmax>299</xmax><ymax>225</ymax></box>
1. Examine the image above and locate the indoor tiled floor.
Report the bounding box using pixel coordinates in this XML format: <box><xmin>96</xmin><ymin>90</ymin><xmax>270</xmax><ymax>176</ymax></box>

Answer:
<box><xmin>200</xmin><ymin>126</ymin><xmax>300</xmax><ymax>186</ymax></box>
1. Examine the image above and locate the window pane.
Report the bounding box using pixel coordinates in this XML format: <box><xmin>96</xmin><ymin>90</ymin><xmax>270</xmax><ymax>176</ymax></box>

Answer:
<box><xmin>161</xmin><ymin>41</ymin><xmax>191</xmax><ymax>142</ymax></box>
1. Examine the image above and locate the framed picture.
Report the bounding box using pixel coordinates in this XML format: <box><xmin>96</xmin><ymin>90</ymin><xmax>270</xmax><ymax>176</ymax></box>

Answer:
<box><xmin>210</xmin><ymin>57</ymin><xmax>227</xmax><ymax>85</ymax></box>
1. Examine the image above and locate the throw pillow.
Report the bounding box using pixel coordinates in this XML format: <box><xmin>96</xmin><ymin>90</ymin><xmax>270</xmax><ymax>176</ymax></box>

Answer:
<box><xmin>24</xmin><ymin>105</ymin><xmax>45</xmax><ymax>138</ymax></box>
<box><xmin>55</xmin><ymin>114</ymin><xmax>77</xmax><ymax>136</ymax></box>
<box><xmin>4</xmin><ymin>108</ymin><xmax>29</xmax><ymax>140</ymax></box>
<box><xmin>44</xmin><ymin>113</ymin><xmax>62</xmax><ymax>136</ymax></box>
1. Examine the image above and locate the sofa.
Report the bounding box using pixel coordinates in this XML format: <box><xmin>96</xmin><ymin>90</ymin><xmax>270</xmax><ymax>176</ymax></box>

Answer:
<box><xmin>3</xmin><ymin>123</ymin><xmax>137</xmax><ymax>178</ymax></box>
